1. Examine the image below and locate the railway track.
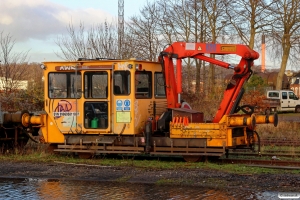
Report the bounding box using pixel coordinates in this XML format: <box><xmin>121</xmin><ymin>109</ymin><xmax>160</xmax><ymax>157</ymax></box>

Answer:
<box><xmin>260</xmin><ymin>139</ymin><xmax>300</xmax><ymax>146</ymax></box>
<box><xmin>64</xmin><ymin>150</ymin><xmax>300</xmax><ymax>170</ymax></box>
<box><xmin>223</xmin><ymin>139</ymin><xmax>300</xmax><ymax>169</ymax></box>
<box><xmin>225</xmin><ymin>139</ymin><xmax>300</xmax><ymax>158</ymax></box>
<box><xmin>229</xmin><ymin>152</ymin><xmax>299</xmax><ymax>158</ymax></box>
<box><xmin>219</xmin><ymin>158</ymin><xmax>300</xmax><ymax>170</ymax></box>
<box><xmin>228</xmin><ymin>149</ymin><xmax>300</xmax><ymax>158</ymax></box>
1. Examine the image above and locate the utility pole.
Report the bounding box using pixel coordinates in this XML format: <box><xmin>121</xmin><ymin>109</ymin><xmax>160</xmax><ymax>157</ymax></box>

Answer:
<box><xmin>118</xmin><ymin>0</ymin><xmax>124</xmax><ymax>59</ymax></box>
<box><xmin>261</xmin><ymin>34</ymin><xmax>265</xmax><ymax>73</ymax></box>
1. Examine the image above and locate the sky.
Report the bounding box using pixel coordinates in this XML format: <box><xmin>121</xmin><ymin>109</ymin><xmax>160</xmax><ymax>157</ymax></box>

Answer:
<box><xmin>0</xmin><ymin>0</ymin><xmax>152</xmax><ymax>63</ymax></box>
<box><xmin>0</xmin><ymin>0</ymin><xmax>278</xmax><ymax>70</ymax></box>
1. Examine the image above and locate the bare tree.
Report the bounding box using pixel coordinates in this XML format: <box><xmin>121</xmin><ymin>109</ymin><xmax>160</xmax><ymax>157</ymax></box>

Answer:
<box><xmin>203</xmin><ymin>0</ymin><xmax>227</xmax><ymax>93</ymax></box>
<box><xmin>155</xmin><ymin>0</ymin><xmax>195</xmax><ymax>93</ymax></box>
<box><xmin>153</xmin><ymin>0</ymin><xmax>208</xmax><ymax>92</ymax></box>
<box><xmin>130</xmin><ymin>1</ymin><xmax>227</xmax><ymax>99</ymax></box>
<box><xmin>0</xmin><ymin>31</ymin><xmax>33</xmax><ymax>111</ymax></box>
<box><xmin>89</xmin><ymin>22</ymin><xmax>119</xmax><ymax>59</ymax></box>
<box><xmin>56</xmin><ymin>21</ymin><xmax>119</xmax><ymax>60</ymax></box>
<box><xmin>55</xmin><ymin>22</ymin><xmax>88</xmax><ymax>60</ymax></box>
<box><xmin>0</xmin><ymin>31</ymin><xmax>29</xmax><ymax>95</ymax></box>
<box><xmin>18</xmin><ymin>63</ymin><xmax>44</xmax><ymax>111</ymax></box>
<box><xmin>188</xmin><ymin>0</ymin><xmax>207</xmax><ymax>96</ymax></box>
<box><xmin>126</xmin><ymin>2</ymin><xmax>162</xmax><ymax>61</ymax></box>
<box><xmin>224</xmin><ymin>0</ymin><xmax>274</xmax><ymax>49</ymax></box>
<box><xmin>269</xmin><ymin>0</ymin><xmax>300</xmax><ymax>90</ymax></box>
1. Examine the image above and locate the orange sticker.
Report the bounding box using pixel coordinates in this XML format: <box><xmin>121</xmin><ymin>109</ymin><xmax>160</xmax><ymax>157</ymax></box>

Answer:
<box><xmin>220</xmin><ymin>45</ymin><xmax>236</xmax><ymax>52</ymax></box>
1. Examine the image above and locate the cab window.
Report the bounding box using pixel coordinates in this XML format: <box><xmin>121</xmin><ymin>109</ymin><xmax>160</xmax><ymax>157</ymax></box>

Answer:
<box><xmin>154</xmin><ymin>72</ymin><xmax>166</xmax><ymax>98</ymax></box>
<box><xmin>289</xmin><ymin>92</ymin><xmax>298</xmax><ymax>100</ymax></box>
<box><xmin>84</xmin><ymin>72</ymin><xmax>108</xmax><ymax>98</ymax></box>
<box><xmin>114</xmin><ymin>71</ymin><xmax>130</xmax><ymax>95</ymax></box>
<box><xmin>135</xmin><ymin>71</ymin><xmax>152</xmax><ymax>98</ymax></box>
<box><xmin>269</xmin><ymin>92</ymin><xmax>279</xmax><ymax>98</ymax></box>
<box><xmin>282</xmin><ymin>92</ymin><xmax>287</xmax><ymax>99</ymax></box>
<box><xmin>49</xmin><ymin>72</ymin><xmax>81</xmax><ymax>98</ymax></box>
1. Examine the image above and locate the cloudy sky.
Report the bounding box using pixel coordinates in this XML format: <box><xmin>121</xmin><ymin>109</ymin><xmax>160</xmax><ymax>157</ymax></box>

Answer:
<box><xmin>0</xmin><ymin>0</ymin><xmax>151</xmax><ymax>63</ymax></box>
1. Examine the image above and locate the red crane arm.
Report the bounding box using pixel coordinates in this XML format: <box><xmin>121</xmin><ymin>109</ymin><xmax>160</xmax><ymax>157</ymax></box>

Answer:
<box><xmin>159</xmin><ymin>42</ymin><xmax>259</xmax><ymax>122</ymax></box>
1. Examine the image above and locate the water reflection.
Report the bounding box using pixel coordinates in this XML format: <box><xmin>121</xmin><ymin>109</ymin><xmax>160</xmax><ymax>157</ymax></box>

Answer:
<box><xmin>0</xmin><ymin>178</ymin><xmax>279</xmax><ymax>200</ymax></box>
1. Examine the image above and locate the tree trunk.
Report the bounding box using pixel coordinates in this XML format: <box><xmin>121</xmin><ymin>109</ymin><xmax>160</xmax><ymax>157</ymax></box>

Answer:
<box><xmin>276</xmin><ymin>47</ymin><xmax>290</xmax><ymax>90</ymax></box>
<box><xmin>195</xmin><ymin>60</ymin><xmax>202</xmax><ymax>96</ymax></box>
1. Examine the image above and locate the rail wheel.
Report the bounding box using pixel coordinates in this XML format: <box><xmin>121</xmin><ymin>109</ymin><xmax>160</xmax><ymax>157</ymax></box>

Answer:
<box><xmin>0</xmin><ymin>142</ymin><xmax>12</xmax><ymax>153</ymax></box>
<box><xmin>0</xmin><ymin>138</ymin><xmax>28</xmax><ymax>153</ymax></box>
<box><xmin>0</xmin><ymin>129</ymin><xmax>29</xmax><ymax>153</ymax></box>
<box><xmin>78</xmin><ymin>152</ymin><xmax>93</xmax><ymax>159</ymax></box>
<box><xmin>295</xmin><ymin>106</ymin><xmax>300</xmax><ymax>113</ymax></box>
<box><xmin>17</xmin><ymin>138</ymin><xmax>29</xmax><ymax>150</ymax></box>
<box><xmin>183</xmin><ymin>155</ymin><xmax>202</xmax><ymax>162</ymax></box>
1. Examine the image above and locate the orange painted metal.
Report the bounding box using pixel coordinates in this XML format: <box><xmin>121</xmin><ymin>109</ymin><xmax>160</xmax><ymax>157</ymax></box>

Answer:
<box><xmin>160</xmin><ymin>42</ymin><xmax>259</xmax><ymax>122</ymax></box>
<box><xmin>176</xmin><ymin>59</ymin><xmax>182</xmax><ymax>93</ymax></box>
<box><xmin>22</xmin><ymin>113</ymin><xmax>43</xmax><ymax>127</ymax></box>
<box><xmin>261</xmin><ymin>35</ymin><xmax>265</xmax><ymax>73</ymax></box>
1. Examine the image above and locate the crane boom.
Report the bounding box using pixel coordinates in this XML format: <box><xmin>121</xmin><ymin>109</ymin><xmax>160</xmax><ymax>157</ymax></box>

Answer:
<box><xmin>159</xmin><ymin>42</ymin><xmax>259</xmax><ymax>123</ymax></box>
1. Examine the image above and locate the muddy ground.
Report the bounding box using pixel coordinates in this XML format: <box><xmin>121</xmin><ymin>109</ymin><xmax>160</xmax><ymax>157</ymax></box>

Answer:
<box><xmin>0</xmin><ymin>114</ymin><xmax>299</xmax><ymax>193</ymax></box>
<box><xmin>0</xmin><ymin>160</ymin><xmax>299</xmax><ymax>192</ymax></box>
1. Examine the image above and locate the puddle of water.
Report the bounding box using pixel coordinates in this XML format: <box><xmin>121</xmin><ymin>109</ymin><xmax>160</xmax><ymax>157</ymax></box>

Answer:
<box><xmin>0</xmin><ymin>178</ymin><xmax>280</xmax><ymax>200</ymax></box>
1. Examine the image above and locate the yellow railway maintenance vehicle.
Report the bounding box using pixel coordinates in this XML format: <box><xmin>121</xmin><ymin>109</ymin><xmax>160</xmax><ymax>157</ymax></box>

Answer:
<box><xmin>2</xmin><ymin>42</ymin><xmax>277</xmax><ymax>161</ymax></box>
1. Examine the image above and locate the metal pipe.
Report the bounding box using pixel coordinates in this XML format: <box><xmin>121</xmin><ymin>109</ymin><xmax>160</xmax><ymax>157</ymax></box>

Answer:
<box><xmin>255</xmin><ymin>113</ymin><xmax>278</xmax><ymax>127</ymax></box>
<box><xmin>22</xmin><ymin>115</ymin><xmax>42</xmax><ymax>127</ymax></box>
<box><xmin>145</xmin><ymin>121</ymin><xmax>152</xmax><ymax>153</ymax></box>
<box><xmin>227</xmin><ymin>114</ymin><xmax>256</xmax><ymax>128</ymax></box>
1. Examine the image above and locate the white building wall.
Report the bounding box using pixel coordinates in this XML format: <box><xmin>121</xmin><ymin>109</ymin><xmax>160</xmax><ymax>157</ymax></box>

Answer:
<box><xmin>0</xmin><ymin>77</ymin><xmax>28</xmax><ymax>90</ymax></box>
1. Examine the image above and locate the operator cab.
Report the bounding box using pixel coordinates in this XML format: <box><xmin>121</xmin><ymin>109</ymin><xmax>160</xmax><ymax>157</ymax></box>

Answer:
<box><xmin>45</xmin><ymin>59</ymin><xmax>166</xmax><ymax>136</ymax></box>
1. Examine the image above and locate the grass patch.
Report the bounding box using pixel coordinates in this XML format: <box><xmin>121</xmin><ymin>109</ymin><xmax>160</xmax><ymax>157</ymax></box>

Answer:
<box><xmin>156</xmin><ymin>178</ymin><xmax>180</xmax><ymax>185</ymax></box>
<box><xmin>1</xmin><ymin>151</ymin><xmax>299</xmax><ymax>175</ymax></box>
<box><xmin>115</xmin><ymin>175</ymin><xmax>132</xmax><ymax>182</ymax></box>
<box><xmin>256</xmin><ymin>121</ymin><xmax>300</xmax><ymax>140</ymax></box>
<box><xmin>1</xmin><ymin>117</ymin><xmax>300</xmax><ymax>175</ymax></box>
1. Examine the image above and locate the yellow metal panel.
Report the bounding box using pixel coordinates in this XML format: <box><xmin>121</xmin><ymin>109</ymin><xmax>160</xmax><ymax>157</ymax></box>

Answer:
<box><xmin>207</xmin><ymin>139</ymin><xmax>227</xmax><ymax>147</ymax></box>
<box><xmin>113</xmin><ymin>98</ymin><xmax>135</xmax><ymax>135</ymax></box>
<box><xmin>133</xmin><ymin>99</ymin><xmax>152</xmax><ymax>134</ymax></box>
<box><xmin>49</xmin><ymin>99</ymin><xmax>83</xmax><ymax>133</ymax></box>
<box><xmin>170</xmin><ymin>122</ymin><xmax>226</xmax><ymax>139</ymax></box>
<box><xmin>40</xmin><ymin>117</ymin><xmax>65</xmax><ymax>143</ymax></box>
<box><xmin>227</xmin><ymin>128</ymin><xmax>232</xmax><ymax>146</ymax></box>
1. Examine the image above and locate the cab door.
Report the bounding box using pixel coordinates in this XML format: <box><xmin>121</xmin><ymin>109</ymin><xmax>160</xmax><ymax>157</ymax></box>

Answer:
<box><xmin>83</xmin><ymin>71</ymin><xmax>111</xmax><ymax>133</ymax></box>
<box><xmin>281</xmin><ymin>91</ymin><xmax>294</xmax><ymax>112</ymax></box>
<box><xmin>288</xmin><ymin>91</ymin><xmax>299</xmax><ymax>109</ymax></box>
<box><xmin>47</xmin><ymin>71</ymin><xmax>82</xmax><ymax>134</ymax></box>
<box><xmin>281</xmin><ymin>91</ymin><xmax>289</xmax><ymax>111</ymax></box>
